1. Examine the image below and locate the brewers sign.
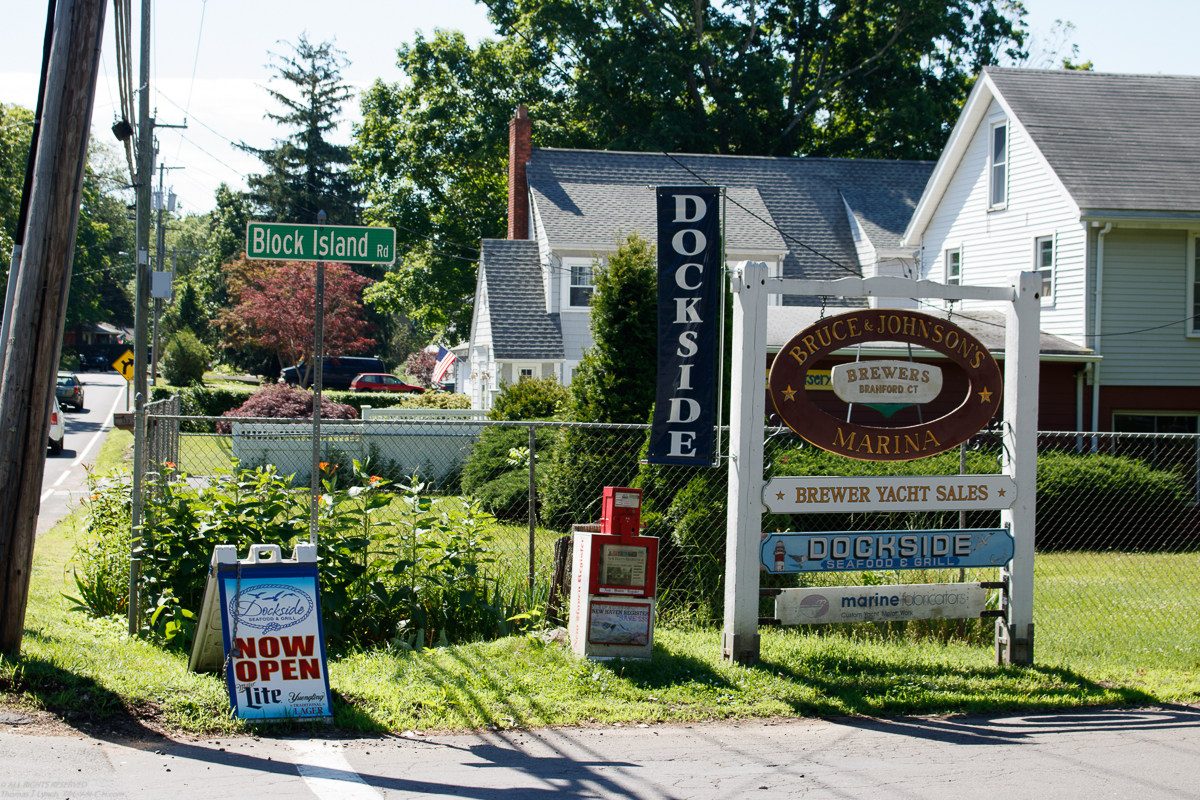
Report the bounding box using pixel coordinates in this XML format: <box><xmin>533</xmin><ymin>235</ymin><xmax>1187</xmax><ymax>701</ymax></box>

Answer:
<box><xmin>769</xmin><ymin>309</ymin><xmax>1002</xmax><ymax>460</ymax></box>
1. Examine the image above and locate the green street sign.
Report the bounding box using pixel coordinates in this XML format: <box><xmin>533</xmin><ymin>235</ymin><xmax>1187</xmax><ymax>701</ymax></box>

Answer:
<box><xmin>245</xmin><ymin>221</ymin><xmax>396</xmax><ymax>265</ymax></box>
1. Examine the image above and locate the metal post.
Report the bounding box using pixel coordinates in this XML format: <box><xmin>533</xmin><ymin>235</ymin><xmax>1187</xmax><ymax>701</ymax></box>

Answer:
<box><xmin>151</xmin><ymin>163</ymin><xmax>164</xmax><ymax>386</ymax></box>
<box><xmin>998</xmin><ymin>271</ymin><xmax>1041</xmax><ymax>665</ymax></box>
<box><xmin>528</xmin><ymin>425</ymin><xmax>536</xmax><ymax>592</ymax></box>
<box><xmin>958</xmin><ymin>442</ymin><xmax>967</xmax><ymax>581</ymax></box>
<box><xmin>309</xmin><ymin>210</ymin><xmax>327</xmax><ymax>546</ymax></box>
<box><xmin>722</xmin><ymin>261</ymin><xmax>768</xmax><ymax>664</ymax></box>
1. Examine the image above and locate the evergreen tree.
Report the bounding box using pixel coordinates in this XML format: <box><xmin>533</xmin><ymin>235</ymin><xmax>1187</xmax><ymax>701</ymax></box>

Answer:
<box><xmin>539</xmin><ymin>233</ymin><xmax>657</xmax><ymax>529</ymax></box>
<box><xmin>568</xmin><ymin>232</ymin><xmax>658</xmax><ymax>423</ymax></box>
<box><xmin>240</xmin><ymin>35</ymin><xmax>362</xmax><ymax>225</ymax></box>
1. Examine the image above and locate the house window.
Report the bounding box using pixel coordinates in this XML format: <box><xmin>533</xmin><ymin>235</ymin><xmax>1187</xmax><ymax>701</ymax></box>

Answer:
<box><xmin>945</xmin><ymin>249</ymin><xmax>961</xmax><ymax>285</ymax></box>
<box><xmin>1192</xmin><ymin>236</ymin><xmax>1199</xmax><ymax>333</ymax></box>
<box><xmin>1035</xmin><ymin>235</ymin><xmax>1054</xmax><ymax>301</ymax></box>
<box><xmin>566</xmin><ymin>260</ymin><xmax>595</xmax><ymax>308</ymax></box>
<box><xmin>513</xmin><ymin>363</ymin><xmax>540</xmax><ymax>382</ymax></box>
<box><xmin>990</xmin><ymin>122</ymin><xmax>1007</xmax><ymax>208</ymax></box>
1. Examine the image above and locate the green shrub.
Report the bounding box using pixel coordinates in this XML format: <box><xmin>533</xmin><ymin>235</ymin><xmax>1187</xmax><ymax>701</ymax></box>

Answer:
<box><xmin>162</xmin><ymin>329</ymin><xmax>210</xmax><ymax>387</ymax></box>
<box><xmin>1036</xmin><ymin>451</ymin><xmax>1193</xmax><ymax>551</ymax></box>
<box><xmin>488</xmin><ymin>377</ymin><xmax>568</xmax><ymax>421</ymax></box>
<box><xmin>137</xmin><ymin>462</ymin><xmax>525</xmax><ymax>651</ymax></box>
<box><xmin>539</xmin><ymin>427</ymin><xmax>645</xmax><ymax>530</ymax></box>
<box><xmin>64</xmin><ymin>472</ymin><xmax>132</xmax><ymax>617</ymax></box>
<box><xmin>463</xmin><ymin>425</ymin><xmax>559</xmax><ymax>519</ymax></box>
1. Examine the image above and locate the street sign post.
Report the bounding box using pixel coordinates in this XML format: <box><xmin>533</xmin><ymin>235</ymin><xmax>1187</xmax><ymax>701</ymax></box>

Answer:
<box><xmin>244</xmin><ymin>222</ymin><xmax>396</xmax><ymax>265</ymax></box>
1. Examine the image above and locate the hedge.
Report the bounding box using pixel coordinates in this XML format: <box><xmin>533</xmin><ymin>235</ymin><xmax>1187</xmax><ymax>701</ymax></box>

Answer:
<box><xmin>149</xmin><ymin>383</ymin><xmax>470</xmax><ymax>418</ymax></box>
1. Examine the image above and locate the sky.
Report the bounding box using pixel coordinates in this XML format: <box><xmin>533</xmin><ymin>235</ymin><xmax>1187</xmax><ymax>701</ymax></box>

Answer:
<box><xmin>2</xmin><ymin>0</ymin><xmax>1198</xmax><ymax>215</ymax></box>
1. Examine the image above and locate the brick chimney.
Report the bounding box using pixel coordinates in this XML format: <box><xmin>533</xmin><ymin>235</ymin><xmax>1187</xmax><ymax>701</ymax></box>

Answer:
<box><xmin>507</xmin><ymin>105</ymin><xmax>532</xmax><ymax>239</ymax></box>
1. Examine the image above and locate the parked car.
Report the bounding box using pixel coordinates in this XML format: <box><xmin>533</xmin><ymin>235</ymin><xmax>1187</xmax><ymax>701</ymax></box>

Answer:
<box><xmin>349</xmin><ymin>373</ymin><xmax>425</xmax><ymax>393</ymax></box>
<box><xmin>47</xmin><ymin>397</ymin><xmax>64</xmax><ymax>455</ymax></box>
<box><xmin>280</xmin><ymin>356</ymin><xmax>387</xmax><ymax>390</ymax></box>
<box><xmin>55</xmin><ymin>371</ymin><xmax>84</xmax><ymax>410</ymax></box>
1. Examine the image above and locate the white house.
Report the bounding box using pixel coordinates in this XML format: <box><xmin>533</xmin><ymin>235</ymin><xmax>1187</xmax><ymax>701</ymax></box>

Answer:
<box><xmin>903</xmin><ymin>67</ymin><xmax>1200</xmax><ymax>434</ymax></box>
<box><xmin>463</xmin><ymin>108</ymin><xmax>937</xmax><ymax>411</ymax></box>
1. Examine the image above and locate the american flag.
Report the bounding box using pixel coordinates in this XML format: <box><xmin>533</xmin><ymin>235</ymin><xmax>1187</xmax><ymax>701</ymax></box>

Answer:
<box><xmin>432</xmin><ymin>345</ymin><xmax>457</xmax><ymax>384</ymax></box>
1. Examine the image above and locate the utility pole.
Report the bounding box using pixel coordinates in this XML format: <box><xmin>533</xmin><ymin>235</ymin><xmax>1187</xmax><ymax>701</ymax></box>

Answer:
<box><xmin>128</xmin><ymin>0</ymin><xmax>152</xmax><ymax>636</ymax></box>
<box><xmin>0</xmin><ymin>0</ymin><xmax>108</xmax><ymax>656</ymax></box>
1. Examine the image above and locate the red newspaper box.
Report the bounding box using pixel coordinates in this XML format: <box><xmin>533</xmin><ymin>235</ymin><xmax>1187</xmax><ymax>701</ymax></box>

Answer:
<box><xmin>569</xmin><ymin>487</ymin><xmax>658</xmax><ymax>659</ymax></box>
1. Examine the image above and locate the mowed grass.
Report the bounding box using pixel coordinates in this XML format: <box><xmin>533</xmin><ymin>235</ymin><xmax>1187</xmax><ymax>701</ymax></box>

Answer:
<box><xmin>3</xmin><ymin>505</ymin><xmax>1196</xmax><ymax>735</ymax></box>
<box><xmin>1035</xmin><ymin>551</ymin><xmax>1200</xmax><ymax>673</ymax></box>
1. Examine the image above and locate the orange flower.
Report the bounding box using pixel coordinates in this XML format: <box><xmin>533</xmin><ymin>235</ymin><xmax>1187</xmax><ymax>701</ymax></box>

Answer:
<box><xmin>369</xmin><ymin>475</ymin><xmax>382</xmax><ymax>483</ymax></box>
<box><xmin>165</xmin><ymin>461</ymin><xmax>176</xmax><ymax>469</ymax></box>
<box><xmin>320</xmin><ymin>462</ymin><xmax>331</xmax><ymax>472</ymax></box>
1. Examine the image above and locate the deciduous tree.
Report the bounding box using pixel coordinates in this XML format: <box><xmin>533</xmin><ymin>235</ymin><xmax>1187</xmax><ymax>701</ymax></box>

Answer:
<box><xmin>218</xmin><ymin>257</ymin><xmax>375</xmax><ymax>383</ymax></box>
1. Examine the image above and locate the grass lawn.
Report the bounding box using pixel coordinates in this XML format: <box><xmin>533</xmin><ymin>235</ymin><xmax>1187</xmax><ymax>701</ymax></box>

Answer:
<box><xmin>2</xmin><ymin>506</ymin><xmax>1196</xmax><ymax>736</ymax></box>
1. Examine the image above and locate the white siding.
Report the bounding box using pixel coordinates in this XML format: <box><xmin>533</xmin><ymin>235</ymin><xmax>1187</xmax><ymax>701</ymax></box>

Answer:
<box><xmin>919</xmin><ymin>98</ymin><xmax>1086</xmax><ymax>344</ymax></box>
<box><xmin>1093</xmin><ymin>228</ymin><xmax>1200</xmax><ymax>385</ymax></box>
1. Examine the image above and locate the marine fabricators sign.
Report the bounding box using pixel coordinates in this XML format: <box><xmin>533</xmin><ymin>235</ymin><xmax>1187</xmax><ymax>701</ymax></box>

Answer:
<box><xmin>769</xmin><ymin>309</ymin><xmax>1002</xmax><ymax>461</ymax></box>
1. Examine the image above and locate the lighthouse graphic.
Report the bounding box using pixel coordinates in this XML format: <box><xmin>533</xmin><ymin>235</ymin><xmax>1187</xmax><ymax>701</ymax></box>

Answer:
<box><xmin>774</xmin><ymin>540</ymin><xmax>787</xmax><ymax>572</ymax></box>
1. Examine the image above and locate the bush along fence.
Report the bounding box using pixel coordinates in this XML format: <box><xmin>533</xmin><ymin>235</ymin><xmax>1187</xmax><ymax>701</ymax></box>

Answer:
<box><xmin>116</xmin><ymin>407</ymin><xmax>1200</xmax><ymax>660</ymax></box>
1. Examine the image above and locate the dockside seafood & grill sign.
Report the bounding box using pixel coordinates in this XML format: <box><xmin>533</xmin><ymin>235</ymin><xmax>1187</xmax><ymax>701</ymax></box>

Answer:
<box><xmin>647</xmin><ymin>187</ymin><xmax>723</xmax><ymax>465</ymax></box>
<box><xmin>769</xmin><ymin>309</ymin><xmax>1003</xmax><ymax>460</ymax></box>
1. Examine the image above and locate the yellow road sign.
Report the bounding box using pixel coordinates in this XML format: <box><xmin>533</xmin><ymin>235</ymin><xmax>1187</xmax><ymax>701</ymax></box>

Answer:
<box><xmin>112</xmin><ymin>349</ymin><xmax>135</xmax><ymax>382</ymax></box>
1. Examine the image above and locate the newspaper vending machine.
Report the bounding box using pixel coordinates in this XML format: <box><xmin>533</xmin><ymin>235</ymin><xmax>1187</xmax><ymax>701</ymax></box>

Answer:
<box><xmin>568</xmin><ymin>486</ymin><xmax>658</xmax><ymax>660</ymax></box>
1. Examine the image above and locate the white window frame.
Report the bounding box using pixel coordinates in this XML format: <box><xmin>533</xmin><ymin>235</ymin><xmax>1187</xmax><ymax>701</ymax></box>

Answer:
<box><xmin>512</xmin><ymin>363</ymin><xmax>541</xmax><ymax>382</ymax></box>
<box><xmin>1034</xmin><ymin>234</ymin><xmax>1055</xmax><ymax>305</ymax></box>
<box><xmin>989</xmin><ymin>120</ymin><xmax>1008</xmax><ymax>211</ymax></box>
<box><xmin>562</xmin><ymin>257</ymin><xmax>598</xmax><ymax>311</ymax></box>
<box><xmin>944</xmin><ymin>248</ymin><xmax>962</xmax><ymax>286</ymax></box>
<box><xmin>1112</xmin><ymin>411</ymin><xmax>1200</xmax><ymax>434</ymax></box>
<box><xmin>1188</xmin><ymin>234</ymin><xmax>1200</xmax><ymax>338</ymax></box>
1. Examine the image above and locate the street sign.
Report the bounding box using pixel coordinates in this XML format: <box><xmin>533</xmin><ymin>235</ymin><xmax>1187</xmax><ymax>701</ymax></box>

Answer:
<box><xmin>762</xmin><ymin>474</ymin><xmax>1016</xmax><ymax>514</ymax></box>
<box><xmin>245</xmin><ymin>221</ymin><xmax>396</xmax><ymax>265</ymax></box>
<box><xmin>112</xmin><ymin>349</ymin><xmax>135</xmax><ymax>382</ymax></box>
<box><xmin>761</xmin><ymin>528</ymin><xmax>1014</xmax><ymax>573</ymax></box>
<box><xmin>775</xmin><ymin>583</ymin><xmax>990</xmax><ymax>625</ymax></box>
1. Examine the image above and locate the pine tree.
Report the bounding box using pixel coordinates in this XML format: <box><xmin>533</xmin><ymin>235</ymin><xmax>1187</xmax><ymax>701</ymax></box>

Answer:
<box><xmin>239</xmin><ymin>35</ymin><xmax>362</xmax><ymax>225</ymax></box>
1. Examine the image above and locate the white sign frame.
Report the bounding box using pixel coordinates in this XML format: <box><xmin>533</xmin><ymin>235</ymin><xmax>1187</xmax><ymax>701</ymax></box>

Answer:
<box><xmin>723</xmin><ymin>271</ymin><xmax>1039</xmax><ymax>666</ymax></box>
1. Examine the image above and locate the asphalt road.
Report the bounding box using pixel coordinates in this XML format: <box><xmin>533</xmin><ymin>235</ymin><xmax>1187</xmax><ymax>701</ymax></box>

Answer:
<box><xmin>0</xmin><ymin>706</ymin><xmax>1198</xmax><ymax>799</ymax></box>
<box><xmin>37</xmin><ymin>370</ymin><xmax>129</xmax><ymax>536</ymax></box>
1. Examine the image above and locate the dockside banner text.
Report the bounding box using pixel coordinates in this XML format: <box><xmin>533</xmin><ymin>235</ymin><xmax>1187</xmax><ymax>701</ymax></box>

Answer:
<box><xmin>647</xmin><ymin>187</ymin><xmax>722</xmax><ymax>465</ymax></box>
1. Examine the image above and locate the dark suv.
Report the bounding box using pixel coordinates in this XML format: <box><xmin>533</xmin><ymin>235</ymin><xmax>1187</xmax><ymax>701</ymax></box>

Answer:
<box><xmin>280</xmin><ymin>356</ymin><xmax>387</xmax><ymax>390</ymax></box>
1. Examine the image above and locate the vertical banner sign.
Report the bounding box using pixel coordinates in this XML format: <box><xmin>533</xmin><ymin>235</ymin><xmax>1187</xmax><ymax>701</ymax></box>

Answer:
<box><xmin>647</xmin><ymin>186</ymin><xmax>723</xmax><ymax>464</ymax></box>
<box><xmin>218</xmin><ymin>563</ymin><xmax>333</xmax><ymax>720</ymax></box>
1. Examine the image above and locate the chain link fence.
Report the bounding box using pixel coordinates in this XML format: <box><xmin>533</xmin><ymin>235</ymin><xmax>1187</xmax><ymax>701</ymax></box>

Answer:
<box><xmin>140</xmin><ymin>407</ymin><xmax>1200</xmax><ymax>664</ymax></box>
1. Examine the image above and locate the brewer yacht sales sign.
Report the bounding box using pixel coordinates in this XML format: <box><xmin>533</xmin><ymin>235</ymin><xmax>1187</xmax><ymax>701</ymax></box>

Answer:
<box><xmin>769</xmin><ymin>309</ymin><xmax>1002</xmax><ymax>461</ymax></box>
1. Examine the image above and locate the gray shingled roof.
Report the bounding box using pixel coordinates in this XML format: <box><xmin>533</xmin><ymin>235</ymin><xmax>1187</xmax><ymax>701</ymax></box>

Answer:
<box><xmin>766</xmin><ymin>306</ymin><xmax>1094</xmax><ymax>357</ymax></box>
<box><xmin>527</xmin><ymin>149</ymin><xmax>934</xmax><ymax>303</ymax></box>
<box><xmin>985</xmin><ymin>67</ymin><xmax>1200</xmax><ymax>214</ymax></box>
<box><xmin>479</xmin><ymin>239</ymin><xmax>564</xmax><ymax>360</ymax></box>
<box><xmin>530</xmin><ymin>183</ymin><xmax>787</xmax><ymax>253</ymax></box>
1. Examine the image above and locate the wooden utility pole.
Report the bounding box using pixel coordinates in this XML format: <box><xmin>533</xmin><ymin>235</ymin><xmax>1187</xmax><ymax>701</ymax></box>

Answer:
<box><xmin>0</xmin><ymin>0</ymin><xmax>108</xmax><ymax>655</ymax></box>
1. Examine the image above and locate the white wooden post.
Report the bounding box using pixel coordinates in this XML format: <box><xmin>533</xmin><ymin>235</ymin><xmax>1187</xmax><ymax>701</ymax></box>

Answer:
<box><xmin>999</xmin><ymin>271</ymin><xmax>1041</xmax><ymax>665</ymax></box>
<box><xmin>723</xmin><ymin>261</ymin><xmax>768</xmax><ymax>664</ymax></box>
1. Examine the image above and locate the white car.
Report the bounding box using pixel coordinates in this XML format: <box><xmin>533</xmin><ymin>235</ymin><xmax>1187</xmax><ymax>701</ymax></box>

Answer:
<box><xmin>47</xmin><ymin>396</ymin><xmax>64</xmax><ymax>455</ymax></box>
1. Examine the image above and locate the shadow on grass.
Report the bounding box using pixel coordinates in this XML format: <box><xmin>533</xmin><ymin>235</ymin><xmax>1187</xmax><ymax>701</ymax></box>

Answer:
<box><xmin>754</xmin><ymin>648</ymin><xmax>1159</xmax><ymax>716</ymax></box>
<box><xmin>1</xmin><ymin>650</ymin><xmax>155</xmax><ymax>731</ymax></box>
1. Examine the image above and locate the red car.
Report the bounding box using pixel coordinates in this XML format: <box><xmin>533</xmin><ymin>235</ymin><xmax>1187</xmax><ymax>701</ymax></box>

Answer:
<box><xmin>350</xmin><ymin>373</ymin><xmax>425</xmax><ymax>394</ymax></box>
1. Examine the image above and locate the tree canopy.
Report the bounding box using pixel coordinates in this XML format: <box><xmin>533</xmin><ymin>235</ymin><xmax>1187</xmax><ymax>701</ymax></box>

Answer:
<box><xmin>240</xmin><ymin>35</ymin><xmax>362</xmax><ymax>225</ymax></box>
<box><xmin>486</xmin><ymin>0</ymin><xmax>1029</xmax><ymax>159</ymax></box>
<box><xmin>354</xmin><ymin>30</ymin><xmax>590</xmax><ymax>341</ymax></box>
<box><xmin>353</xmin><ymin>3</ymin><xmax>1028</xmax><ymax>344</ymax></box>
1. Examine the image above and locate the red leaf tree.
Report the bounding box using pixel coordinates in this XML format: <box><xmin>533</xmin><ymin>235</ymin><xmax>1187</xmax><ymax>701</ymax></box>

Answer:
<box><xmin>219</xmin><ymin>257</ymin><xmax>375</xmax><ymax>384</ymax></box>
